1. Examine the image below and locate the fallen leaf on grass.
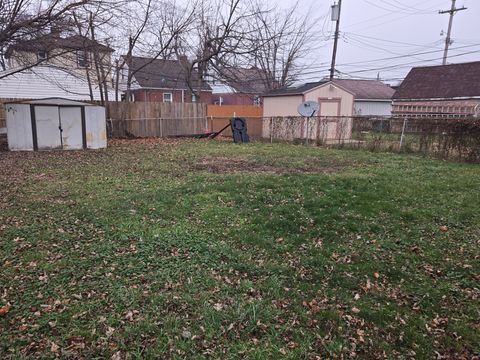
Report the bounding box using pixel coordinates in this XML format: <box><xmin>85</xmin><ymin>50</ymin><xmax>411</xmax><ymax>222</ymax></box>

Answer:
<box><xmin>50</xmin><ymin>342</ymin><xmax>60</xmax><ymax>353</ymax></box>
<box><xmin>373</xmin><ymin>272</ymin><xmax>380</xmax><ymax>279</ymax></box>
<box><xmin>439</xmin><ymin>225</ymin><xmax>448</xmax><ymax>232</ymax></box>
<box><xmin>213</xmin><ymin>303</ymin><xmax>224</xmax><ymax>311</ymax></box>
<box><xmin>0</xmin><ymin>304</ymin><xmax>11</xmax><ymax>316</ymax></box>
<box><xmin>111</xmin><ymin>350</ymin><xmax>123</xmax><ymax>360</ymax></box>
<box><xmin>106</xmin><ymin>326</ymin><xmax>115</xmax><ymax>337</ymax></box>
<box><xmin>351</xmin><ymin>307</ymin><xmax>361</xmax><ymax>314</ymax></box>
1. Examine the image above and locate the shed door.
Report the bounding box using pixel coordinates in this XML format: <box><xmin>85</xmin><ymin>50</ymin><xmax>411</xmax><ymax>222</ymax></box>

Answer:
<box><xmin>319</xmin><ymin>100</ymin><xmax>341</xmax><ymax>140</ymax></box>
<box><xmin>35</xmin><ymin>106</ymin><xmax>62</xmax><ymax>150</ymax></box>
<box><xmin>319</xmin><ymin>101</ymin><xmax>340</xmax><ymax>117</ymax></box>
<box><xmin>60</xmin><ymin>107</ymin><xmax>83</xmax><ymax>150</ymax></box>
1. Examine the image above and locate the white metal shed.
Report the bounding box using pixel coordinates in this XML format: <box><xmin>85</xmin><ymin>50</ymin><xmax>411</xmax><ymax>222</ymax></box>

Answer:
<box><xmin>5</xmin><ymin>98</ymin><xmax>107</xmax><ymax>151</ymax></box>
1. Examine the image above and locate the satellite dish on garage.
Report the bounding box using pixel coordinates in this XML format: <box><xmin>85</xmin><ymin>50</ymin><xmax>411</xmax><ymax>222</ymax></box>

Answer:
<box><xmin>297</xmin><ymin>101</ymin><xmax>320</xmax><ymax>117</ymax></box>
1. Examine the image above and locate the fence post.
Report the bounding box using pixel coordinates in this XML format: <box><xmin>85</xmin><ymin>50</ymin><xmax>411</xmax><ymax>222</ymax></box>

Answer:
<box><xmin>270</xmin><ymin>117</ymin><xmax>273</xmax><ymax>143</ymax></box>
<box><xmin>400</xmin><ymin>116</ymin><xmax>408</xmax><ymax>148</ymax></box>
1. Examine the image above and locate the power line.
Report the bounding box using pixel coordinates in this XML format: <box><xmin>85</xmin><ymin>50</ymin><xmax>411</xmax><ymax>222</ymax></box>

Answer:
<box><xmin>342</xmin><ymin>32</ymin><xmax>443</xmax><ymax>49</ymax></box>
<box><xmin>294</xmin><ymin>47</ymin><xmax>480</xmax><ymax>81</ymax></box>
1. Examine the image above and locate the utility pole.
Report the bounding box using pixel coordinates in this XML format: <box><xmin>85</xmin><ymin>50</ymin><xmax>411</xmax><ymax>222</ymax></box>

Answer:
<box><xmin>330</xmin><ymin>0</ymin><xmax>342</xmax><ymax>80</ymax></box>
<box><xmin>439</xmin><ymin>0</ymin><xmax>467</xmax><ymax>65</ymax></box>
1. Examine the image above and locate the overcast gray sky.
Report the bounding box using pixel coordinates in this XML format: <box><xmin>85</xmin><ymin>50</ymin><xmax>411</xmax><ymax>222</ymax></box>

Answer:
<box><xmin>277</xmin><ymin>0</ymin><xmax>478</xmax><ymax>84</ymax></box>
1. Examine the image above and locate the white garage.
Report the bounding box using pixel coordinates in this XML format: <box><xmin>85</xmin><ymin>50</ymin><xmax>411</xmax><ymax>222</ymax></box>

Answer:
<box><xmin>5</xmin><ymin>98</ymin><xmax>107</xmax><ymax>151</ymax></box>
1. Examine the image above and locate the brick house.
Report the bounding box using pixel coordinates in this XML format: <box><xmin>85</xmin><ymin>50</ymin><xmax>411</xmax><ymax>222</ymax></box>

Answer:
<box><xmin>392</xmin><ymin>61</ymin><xmax>480</xmax><ymax>118</ymax></box>
<box><xmin>120</xmin><ymin>56</ymin><xmax>212</xmax><ymax>103</ymax></box>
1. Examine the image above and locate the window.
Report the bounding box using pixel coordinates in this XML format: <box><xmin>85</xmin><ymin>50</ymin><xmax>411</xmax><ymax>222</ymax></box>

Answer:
<box><xmin>77</xmin><ymin>51</ymin><xmax>90</xmax><ymax>68</ymax></box>
<box><xmin>37</xmin><ymin>51</ymin><xmax>48</xmax><ymax>61</ymax></box>
<box><xmin>191</xmin><ymin>94</ymin><xmax>197</xmax><ymax>103</ymax></box>
<box><xmin>163</xmin><ymin>93</ymin><xmax>173</xmax><ymax>103</ymax></box>
<box><xmin>253</xmin><ymin>95</ymin><xmax>261</xmax><ymax>106</ymax></box>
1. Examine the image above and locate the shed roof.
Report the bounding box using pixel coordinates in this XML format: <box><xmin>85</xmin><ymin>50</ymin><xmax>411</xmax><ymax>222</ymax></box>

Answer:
<box><xmin>8</xmin><ymin>98</ymin><xmax>95</xmax><ymax>106</ymax></box>
<box><xmin>124</xmin><ymin>56</ymin><xmax>212</xmax><ymax>91</ymax></box>
<box><xmin>393</xmin><ymin>61</ymin><xmax>480</xmax><ymax>100</ymax></box>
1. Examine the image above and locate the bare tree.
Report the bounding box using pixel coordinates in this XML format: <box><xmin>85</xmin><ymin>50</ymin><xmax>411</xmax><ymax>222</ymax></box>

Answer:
<box><xmin>180</xmin><ymin>0</ymin><xmax>257</xmax><ymax>101</ymax></box>
<box><xmin>180</xmin><ymin>0</ymin><xmax>317</xmax><ymax>100</ymax></box>
<box><xmin>243</xmin><ymin>1</ymin><xmax>319</xmax><ymax>90</ymax></box>
<box><xmin>0</xmin><ymin>0</ymin><xmax>91</xmax><ymax>73</ymax></box>
<box><xmin>114</xmin><ymin>0</ymin><xmax>197</xmax><ymax>103</ymax></box>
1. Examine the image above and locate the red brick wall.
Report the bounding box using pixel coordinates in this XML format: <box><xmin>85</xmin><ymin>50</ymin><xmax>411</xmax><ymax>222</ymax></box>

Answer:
<box><xmin>132</xmin><ymin>89</ymin><xmax>213</xmax><ymax>104</ymax></box>
<box><xmin>212</xmin><ymin>93</ymin><xmax>261</xmax><ymax>106</ymax></box>
<box><xmin>392</xmin><ymin>99</ymin><xmax>480</xmax><ymax>117</ymax></box>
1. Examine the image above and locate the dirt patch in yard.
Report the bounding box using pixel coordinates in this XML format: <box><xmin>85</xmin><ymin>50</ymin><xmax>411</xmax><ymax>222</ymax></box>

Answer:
<box><xmin>193</xmin><ymin>156</ymin><xmax>351</xmax><ymax>174</ymax></box>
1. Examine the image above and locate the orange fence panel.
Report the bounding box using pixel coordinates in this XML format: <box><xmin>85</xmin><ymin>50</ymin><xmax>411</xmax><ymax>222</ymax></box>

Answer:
<box><xmin>207</xmin><ymin>105</ymin><xmax>262</xmax><ymax>118</ymax></box>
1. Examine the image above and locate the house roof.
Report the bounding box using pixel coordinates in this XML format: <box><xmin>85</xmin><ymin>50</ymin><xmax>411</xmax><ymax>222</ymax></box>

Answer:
<box><xmin>264</xmin><ymin>79</ymin><xmax>394</xmax><ymax>100</ymax></box>
<box><xmin>393</xmin><ymin>61</ymin><xmax>480</xmax><ymax>100</ymax></box>
<box><xmin>6</xmin><ymin>34</ymin><xmax>114</xmax><ymax>56</ymax></box>
<box><xmin>125</xmin><ymin>56</ymin><xmax>212</xmax><ymax>91</ymax></box>
<box><xmin>0</xmin><ymin>65</ymin><xmax>114</xmax><ymax>101</ymax></box>
<box><xmin>217</xmin><ymin>67</ymin><xmax>274</xmax><ymax>94</ymax></box>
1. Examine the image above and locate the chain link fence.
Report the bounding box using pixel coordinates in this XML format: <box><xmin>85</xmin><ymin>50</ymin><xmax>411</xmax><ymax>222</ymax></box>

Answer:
<box><xmin>347</xmin><ymin>116</ymin><xmax>480</xmax><ymax>163</ymax></box>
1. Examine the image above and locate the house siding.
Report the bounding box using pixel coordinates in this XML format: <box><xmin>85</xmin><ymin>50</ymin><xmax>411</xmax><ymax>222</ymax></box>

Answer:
<box><xmin>8</xmin><ymin>49</ymin><xmax>112</xmax><ymax>82</ymax></box>
<box><xmin>0</xmin><ymin>66</ymin><xmax>113</xmax><ymax>101</ymax></box>
<box><xmin>263</xmin><ymin>95</ymin><xmax>303</xmax><ymax>117</ymax></box>
<box><xmin>354</xmin><ymin>100</ymin><xmax>392</xmax><ymax>116</ymax></box>
<box><xmin>212</xmin><ymin>93</ymin><xmax>259</xmax><ymax>106</ymax></box>
<box><xmin>132</xmin><ymin>89</ymin><xmax>213</xmax><ymax>104</ymax></box>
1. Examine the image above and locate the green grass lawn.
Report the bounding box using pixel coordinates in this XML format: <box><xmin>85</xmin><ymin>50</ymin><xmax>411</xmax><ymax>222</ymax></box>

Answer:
<box><xmin>1</xmin><ymin>139</ymin><xmax>479</xmax><ymax>359</ymax></box>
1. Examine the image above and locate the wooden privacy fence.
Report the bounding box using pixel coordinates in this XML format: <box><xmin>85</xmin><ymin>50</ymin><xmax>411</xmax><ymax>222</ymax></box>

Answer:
<box><xmin>107</xmin><ymin>102</ymin><xmax>207</xmax><ymax>138</ymax></box>
<box><xmin>207</xmin><ymin>105</ymin><xmax>263</xmax><ymax>118</ymax></box>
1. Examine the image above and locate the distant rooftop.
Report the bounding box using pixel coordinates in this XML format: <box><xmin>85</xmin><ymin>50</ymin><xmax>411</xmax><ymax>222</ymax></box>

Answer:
<box><xmin>265</xmin><ymin>79</ymin><xmax>394</xmax><ymax>100</ymax></box>
<box><xmin>6</xmin><ymin>34</ymin><xmax>114</xmax><ymax>56</ymax></box>
<box><xmin>124</xmin><ymin>56</ymin><xmax>211</xmax><ymax>91</ymax></box>
<box><xmin>393</xmin><ymin>61</ymin><xmax>480</xmax><ymax>100</ymax></box>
